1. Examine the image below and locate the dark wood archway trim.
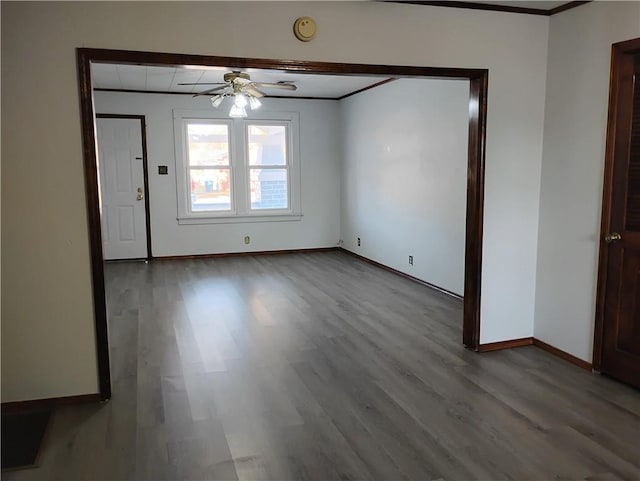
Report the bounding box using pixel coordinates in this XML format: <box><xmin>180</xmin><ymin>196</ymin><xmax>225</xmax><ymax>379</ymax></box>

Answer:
<box><xmin>77</xmin><ymin>54</ymin><xmax>111</xmax><ymax>400</ymax></box>
<box><xmin>77</xmin><ymin>48</ymin><xmax>488</xmax><ymax>399</ymax></box>
<box><xmin>593</xmin><ymin>37</ymin><xmax>640</xmax><ymax>371</ymax></box>
<box><xmin>463</xmin><ymin>72</ymin><xmax>488</xmax><ymax>349</ymax></box>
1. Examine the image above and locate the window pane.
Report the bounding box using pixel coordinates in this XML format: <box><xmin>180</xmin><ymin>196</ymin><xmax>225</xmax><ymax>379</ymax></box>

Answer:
<box><xmin>248</xmin><ymin>125</ymin><xmax>287</xmax><ymax>166</ymax></box>
<box><xmin>250</xmin><ymin>168</ymin><xmax>288</xmax><ymax>210</ymax></box>
<box><xmin>187</xmin><ymin>123</ymin><xmax>229</xmax><ymax>166</ymax></box>
<box><xmin>190</xmin><ymin>169</ymin><xmax>231</xmax><ymax>212</ymax></box>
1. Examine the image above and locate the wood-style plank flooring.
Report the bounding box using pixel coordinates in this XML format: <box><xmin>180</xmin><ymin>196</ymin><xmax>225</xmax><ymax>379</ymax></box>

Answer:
<box><xmin>6</xmin><ymin>251</ymin><xmax>640</xmax><ymax>480</ymax></box>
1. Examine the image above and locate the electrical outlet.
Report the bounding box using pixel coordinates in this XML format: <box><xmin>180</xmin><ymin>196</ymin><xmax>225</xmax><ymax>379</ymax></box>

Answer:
<box><xmin>357</xmin><ymin>237</ymin><xmax>361</xmax><ymax>247</ymax></box>
<box><xmin>409</xmin><ymin>255</ymin><xmax>413</xmax><ymax>265</ymax></box>
<box><xmin>244</xmin><ymin>236</ymin><xmax>250</xmax><ymax>245</ymax></box>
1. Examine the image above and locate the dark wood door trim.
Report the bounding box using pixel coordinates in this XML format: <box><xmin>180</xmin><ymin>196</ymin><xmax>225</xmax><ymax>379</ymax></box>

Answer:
<box><xmin>77</xmin><ymin>48</ymin><xmax>488</xmax><ymax>399</ymax></box>
<box><xmin>593</xmin><ymin>37</ymin><xmax>640</xmax><ymax>371</ymax></box>
<box><xmin>95</xmin><ymin>114</ymin><xmax>153</xmax><ymax>260</ymax></box>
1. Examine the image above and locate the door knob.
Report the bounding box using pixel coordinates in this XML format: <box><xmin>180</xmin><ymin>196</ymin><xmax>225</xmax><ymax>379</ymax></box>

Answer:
<box><xmin>136</xmin><ymin>187</ymin><xmax>144</xmax><ymax>201</ymax></box>
<box><xmin>604</xmin><ymin>232</ymin><xmax>622</xmax><ymax>243</ymax></box>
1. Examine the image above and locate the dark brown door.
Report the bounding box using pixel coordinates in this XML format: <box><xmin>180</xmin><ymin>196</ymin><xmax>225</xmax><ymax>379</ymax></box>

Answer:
<box><xmin>597</xmin><ymin>38</ymin><xmax>640</xmax><ymax>389</ymax></box>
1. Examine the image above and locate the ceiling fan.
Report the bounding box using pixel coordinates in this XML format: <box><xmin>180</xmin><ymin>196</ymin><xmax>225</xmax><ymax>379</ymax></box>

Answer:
<box><xmin>179</xmin><ymin>71</ymin><xmax>297</xmax><ymax>118</ymax></box>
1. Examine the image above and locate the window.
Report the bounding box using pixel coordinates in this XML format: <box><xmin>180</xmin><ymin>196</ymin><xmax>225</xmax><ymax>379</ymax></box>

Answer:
<box><xmin>173</xmin><ymin>110</ymin><xmax>301</xmax><ymax>224</ymax></box>
<box><xmin>248</xmin><ymin>124</ymin><xmax>288</xmax><ymax>210</ymax></box>
<box><xmin>186</xmin><ymin>122</ymin><xmax>232</xmax><ymax>212</ymax></box>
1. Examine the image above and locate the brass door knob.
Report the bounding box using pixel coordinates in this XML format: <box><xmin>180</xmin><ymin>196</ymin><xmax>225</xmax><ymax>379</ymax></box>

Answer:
<box><xmin>136</xmin><ymin>187</ymin><xmax>144</xmax><ymax>201</ymax></box>
<box><xmin>604</xmin><ymin>232</ymin><xmax>622</xmax><ymax>243</ymax></box>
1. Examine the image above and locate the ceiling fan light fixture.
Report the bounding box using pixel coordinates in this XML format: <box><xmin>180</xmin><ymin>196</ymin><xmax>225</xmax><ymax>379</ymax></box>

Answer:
<box><xmin>229</xmin><ymin>104</ymin><xmax>248</xmax><ymax>118</ymax></box>
<box><xmin>234</xmin><ymin>93</ymin><xmax>248</xmax><ymax>108</ymax></box>
<box><xmin>249</xmin><ymin>97</ymin><xmax>262</xmax><ymax>110</ymax></box>
<box><xmin>192</xmin><ymin>70</ymin><xmax>298</xmax><ymax>117</ymax></box>
<box><xmin>211</xmin><ymin>95</ymin><xmax>224</xmax><ymax>108</ymax></box>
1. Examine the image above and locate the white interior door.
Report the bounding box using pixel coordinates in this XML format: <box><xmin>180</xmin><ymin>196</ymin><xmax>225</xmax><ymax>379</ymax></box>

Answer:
<box><xmin>97</xmin><ymin>117</ymin><xmax>148</xmax><ymax>260</ymax></box>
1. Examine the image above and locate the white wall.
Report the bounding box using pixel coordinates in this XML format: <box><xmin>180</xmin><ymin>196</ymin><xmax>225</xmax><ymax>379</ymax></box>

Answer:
<box><xmin>1</xmin><ymin>1</ymin><xmax>548</xmax><ymax>402</ymax></box>
<box><xmin>534</xmin><ymin>1</ymin><xmax>640</xmax><ymax>362</ymax></box>
<box><xmin>94</xmin><ymin>92</ymin><xmax>341</xmax><ymax>256</ymax></box>
<box><xmin>341</xmin><ymin>78</ymin><xmax>469</xmax><ymax>296</ymax></box>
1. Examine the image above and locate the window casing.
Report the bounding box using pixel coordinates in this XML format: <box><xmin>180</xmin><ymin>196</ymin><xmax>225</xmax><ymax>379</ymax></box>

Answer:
<box><xmin>173</xmin><ymin>110</ymin><xmax>301</xmax><ymax>224</ymax></box>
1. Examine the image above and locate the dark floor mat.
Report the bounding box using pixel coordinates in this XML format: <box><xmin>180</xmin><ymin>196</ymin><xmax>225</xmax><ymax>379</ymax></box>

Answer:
<box><xmin>1</xmin><ymin>409</ymin><xmax>51</xmax><ymax>470</ymax></box>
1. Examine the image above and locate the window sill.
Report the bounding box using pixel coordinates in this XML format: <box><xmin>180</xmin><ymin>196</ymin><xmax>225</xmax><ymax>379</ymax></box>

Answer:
<box><xmin>177</xmin><ymin>213</ymin><xmax>303</xmax><ymax>225</ymax></box>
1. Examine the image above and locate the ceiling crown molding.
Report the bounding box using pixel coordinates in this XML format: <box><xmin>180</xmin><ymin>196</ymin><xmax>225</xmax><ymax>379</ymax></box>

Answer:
<box><xmin>383</xmin><ymin>1</ymin><xmax>591</xmax><ymax>16</ymax></box>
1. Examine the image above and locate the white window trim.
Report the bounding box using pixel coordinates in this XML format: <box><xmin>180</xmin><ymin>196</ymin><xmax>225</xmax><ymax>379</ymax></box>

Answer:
<box><xmin>173</xmin><ymin>109</ymin><xmax>302</xmax><ymax>225</ymax></box>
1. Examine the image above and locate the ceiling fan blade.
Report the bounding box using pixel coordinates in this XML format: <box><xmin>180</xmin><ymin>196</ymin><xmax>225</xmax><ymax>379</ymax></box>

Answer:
<box><xmin>192</xmin><ymin>85</ymin><xmax>230</xmax><ymax>97</ymax></box>
<box><xmin>245</xmin><ymin>85</ymin><xmax>265</xmax><ymax>98</ymax></box>
<box><xmin>178</xmin><ymin>82</ymin><xmax>226</xmax><ymax>86</ymax></box>
<box><xmin>253</xmin><ymin>82</ymin><xmax>297</xmax><ymax>91</ymax></box>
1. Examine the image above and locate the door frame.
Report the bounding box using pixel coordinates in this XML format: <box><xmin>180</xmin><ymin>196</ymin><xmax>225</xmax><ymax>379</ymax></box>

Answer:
<box><xmin>593</xmin><ymin>37</ymin><xmax>640</xmax><ymax>370</ymax></box>
<box><xmin>96</xmin><ymin>113</ymin><xmax>153</xmax><ymax>261</ymax></box>
<box><xmin>77</xmin><ymin>48</ymin><xmax>488</xmax><ymax>401</ymax></box>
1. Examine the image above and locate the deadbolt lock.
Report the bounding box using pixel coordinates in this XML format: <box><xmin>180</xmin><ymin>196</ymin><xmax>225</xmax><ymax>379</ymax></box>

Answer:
<box><xmin>136</xmin><ymin>187</ymin><xmax>144</xmax><ymax>201</ymax></box>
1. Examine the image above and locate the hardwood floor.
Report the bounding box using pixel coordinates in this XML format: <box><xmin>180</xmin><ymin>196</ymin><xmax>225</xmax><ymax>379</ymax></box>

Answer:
<box><xmin>6</xmin><ymin>251</ymin><xmax>640</xmax><ymax>480</ymax></box>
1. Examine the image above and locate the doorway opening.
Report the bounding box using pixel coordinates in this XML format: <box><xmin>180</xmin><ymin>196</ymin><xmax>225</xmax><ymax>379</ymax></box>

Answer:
<box><xmin>77</xmin><ymin>48</ymin><xmax>488</xmax><ymax>399</ymax></box>
<box><xmin>96</xmin><ymin>114</ymin><xmax>152</xmax><ymax>261</ymax></box>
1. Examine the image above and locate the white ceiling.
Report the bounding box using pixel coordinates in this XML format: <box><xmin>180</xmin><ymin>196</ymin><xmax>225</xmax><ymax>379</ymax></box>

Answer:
<box><xmin>91</xmin><ymin>63</ymin><xmax>392</xmax><ymax>99</ymax></box>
